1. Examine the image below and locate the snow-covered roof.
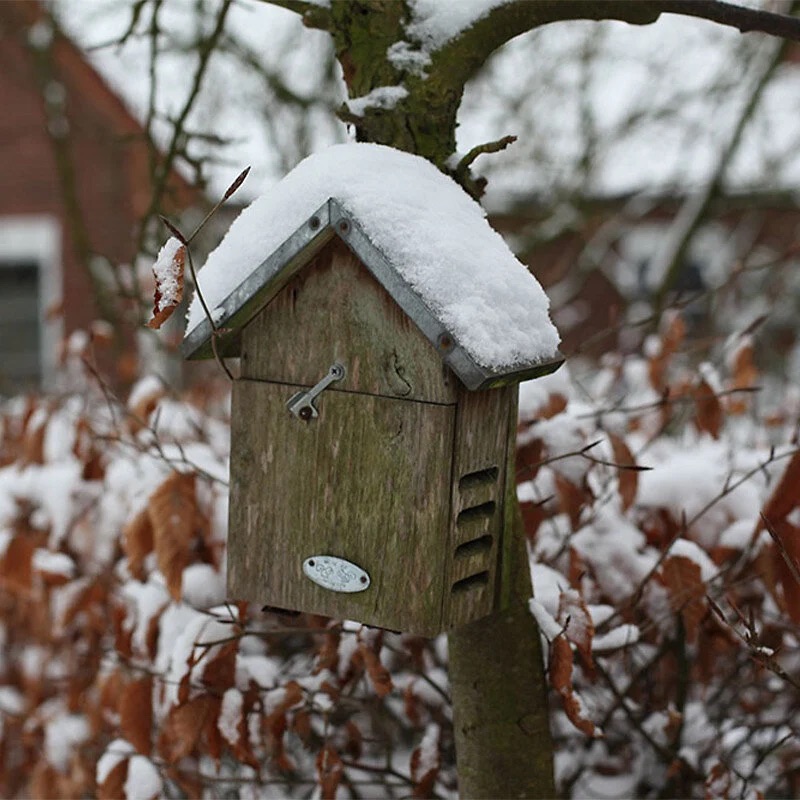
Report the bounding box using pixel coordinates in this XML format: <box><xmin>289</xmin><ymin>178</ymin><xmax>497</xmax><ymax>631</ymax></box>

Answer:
<box><xmin>183</xmin><ymin>143</ymin><xmax>561</xmax><ymax>390</ymax></box>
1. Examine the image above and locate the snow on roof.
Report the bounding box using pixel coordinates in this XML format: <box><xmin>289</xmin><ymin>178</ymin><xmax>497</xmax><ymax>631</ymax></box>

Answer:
<box><xmin>186</xmin><ymin>143</ymin><xmax>560</xmax><ymax>373</ymax></box>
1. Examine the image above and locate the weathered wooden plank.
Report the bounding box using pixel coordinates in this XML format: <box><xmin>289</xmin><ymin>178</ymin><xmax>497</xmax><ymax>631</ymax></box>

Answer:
<box><xmin>240</xmin><ymin>238</ymin><xmax>458</xmax><ymax>405</ymax></box>
<box><xmin>443</xmin><ymin>384</ymin><xmax>513</xmax><ymax>629</ymax></box>
<box><xmin>228</xmin><ymin>377</ymin><xmax>455</xmax><ymax>636</ymax></box>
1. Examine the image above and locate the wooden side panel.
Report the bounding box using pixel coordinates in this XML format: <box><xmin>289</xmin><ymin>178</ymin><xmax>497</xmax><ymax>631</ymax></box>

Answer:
<box><xmin>239</xmin><ymin>238</ymin><xmax>458</xmax><ymax>405</ymax></box>
<box><xmin>443</xmin><ymin>385</ymin><xmax>513</xmax><ymax>629</ymax></box>
<box><xmin>228</xmin><ymin>378</ymin><xmax>455</xmax><ymax>636</ymax></box>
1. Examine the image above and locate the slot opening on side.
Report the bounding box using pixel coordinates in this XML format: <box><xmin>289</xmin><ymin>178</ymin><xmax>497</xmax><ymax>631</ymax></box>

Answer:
<box><xmin>451</xmin><ymin>571</ymin><xmax>490</xmax><ymax>594</ymax></box>
<box><xmin>456</xmin><ymin>501</ymin><xmax>496</xmax><ymax>525</ymax></box>
<box><xmin>454</xmin><ymin>535</ymin><xmax>493</xmax><ymax>559</ymax></box>
<box><xmin>458</xmin><ymin>466</ymin><xmax>499</xmax><ymax>491</ymax></box>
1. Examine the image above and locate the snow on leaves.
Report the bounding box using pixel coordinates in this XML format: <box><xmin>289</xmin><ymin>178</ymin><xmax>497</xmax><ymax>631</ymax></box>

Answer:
<box><xmin>522</xmin><ymin>314</ymin><xmax>800</xmax><ymax>796</ymax></box>
<box><xmin>146</xmin><ymin>237</ymin><xmax>186</xmax><ymax>330</ymax></box>
<box><xmin>1</xmin><ymin>304</ymin><xmax>798</xmax><ymax>798</ymax></box>
<box><xmin>661</xmin><ymin>554</ymin><xmax>706</xmax><ymax>643</ymax></box>
<box><xmin>549</xmin><ymin>636</ymin><xmax>598</xmax><ymax>738</ymax></box>
<box><xmin>410</xmin><ymin>723</ymin><xmax>441</xmax><ymax>798</ymax></box>
<box><xmin>757</xmin><ymin>450</ymin><xmax>800</xmax><ymax>623</ymax></box>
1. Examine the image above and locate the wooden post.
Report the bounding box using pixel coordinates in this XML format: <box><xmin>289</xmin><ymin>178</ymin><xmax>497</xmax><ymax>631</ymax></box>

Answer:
<box><xmin>448</xmin><ymin>394</ymin><xmax>555</xmax><ymax>799</ymax></box>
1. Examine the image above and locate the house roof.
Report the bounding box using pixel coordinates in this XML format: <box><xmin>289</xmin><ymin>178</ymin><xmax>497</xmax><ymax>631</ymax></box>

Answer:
<box><xmin>183</xmin><ymin>144</ymin><xmax>563</xmax><ymax>390</ymax></box>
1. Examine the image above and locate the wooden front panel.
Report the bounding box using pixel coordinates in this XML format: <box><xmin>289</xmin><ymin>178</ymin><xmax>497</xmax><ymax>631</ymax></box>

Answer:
<box><xmin>240</xmin><ymin>238</ymin><xmax>458</xmax><ymax>405</ymax></box>
<box><xmin>228</xmin><ymin>378</ymin><xmax>455</xmax><ymax>636</ymax></box>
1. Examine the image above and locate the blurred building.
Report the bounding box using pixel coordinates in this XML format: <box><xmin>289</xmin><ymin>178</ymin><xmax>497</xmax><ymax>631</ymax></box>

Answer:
<box><xmin>492</xmin><ymin>191</ymin><xmax>800</xmax><ymax>367</ymax></box>
<box><xmin>0</xmin><ymin>1</ymin><xmax>196</xmax><ymax>394</ymax></box>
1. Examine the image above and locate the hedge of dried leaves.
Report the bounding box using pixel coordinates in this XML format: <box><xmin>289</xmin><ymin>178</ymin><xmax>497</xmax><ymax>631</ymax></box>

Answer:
<box><xmin>0</xmin><ymin>316</ymin><xmax>798</xmax><ymax>799</ymax></box>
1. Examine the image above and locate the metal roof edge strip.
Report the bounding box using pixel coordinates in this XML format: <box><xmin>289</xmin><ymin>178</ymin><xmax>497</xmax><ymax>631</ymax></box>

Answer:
<box><xmin>328</xmin><ymin>199</ymin><xmax>562</xmax><ymax>390</ymax></box>
<box><xmin>182</xmin><ymin>201</ymin><xmax>334</xmax><ymax>360</ymax></box>
<box><xmin>183</xmin><ymin>197</ymin><xmax>563</xmax><ymax>389</ymax></box>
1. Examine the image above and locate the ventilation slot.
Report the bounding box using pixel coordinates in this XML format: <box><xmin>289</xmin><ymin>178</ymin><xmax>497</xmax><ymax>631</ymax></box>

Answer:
<box><xmin>452</xmin><ymin>571</ymin><xmax>490</xmax><ymax>594</ymax></box>
<box><xmin>454</xmin><ymin>535</ymin><xmax>493</xmax><ymax>559</ymax></box>
<box><xmin>459</xmin><ymin>466</ymin><xmax>499</xmax><ymax>490</ymax></box>
<box><xmin>456</xmin><ymin>501</ymin><xmax>496</xmax><ymax>525</ymax></box>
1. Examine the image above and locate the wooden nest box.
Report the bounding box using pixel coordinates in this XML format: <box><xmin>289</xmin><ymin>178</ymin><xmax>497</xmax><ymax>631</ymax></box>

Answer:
<box><xmin>184</xmin><ymin>194</ymin><xmax>561</xmax><ymax>636</ymax></box>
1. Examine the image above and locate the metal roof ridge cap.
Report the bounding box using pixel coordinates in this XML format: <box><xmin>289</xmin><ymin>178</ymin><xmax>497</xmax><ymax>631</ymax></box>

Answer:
<box><xmin>326</xmin><ymin>199</ymin><xmax>492</xmax><ymax>390</ymax></box>
<box><xmin>182</xmin><ymin>200</ymin><xmax>334</xmax><ymax>358</ymax></box>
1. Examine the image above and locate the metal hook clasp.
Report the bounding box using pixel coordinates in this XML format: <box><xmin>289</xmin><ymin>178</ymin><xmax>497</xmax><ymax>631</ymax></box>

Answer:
<box><xmin>286</xmin><ymin>363</ymin><xmax>345</xmax><ymax>421</ymax></box>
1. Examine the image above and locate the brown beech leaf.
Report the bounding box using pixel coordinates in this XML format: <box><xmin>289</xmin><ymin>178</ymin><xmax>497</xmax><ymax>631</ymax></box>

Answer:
<box><xmin>97</xmin><ymin>758</ymin><xmax>128</xmax><ymax>800</ymax></box>
<box><xmin>291</xmin><ymin>708</ymin><xmax>312</xmax><ymax>743</ymax></box>
<box><xmin>0</xmin><ymin>534</ymin><xmax>37</xmax><ymax>595</ymax></box>
<box><xmin>520</xmin><ymin>499</ymin><xmax>547</xmax><ymax>542</ymax></box>
<box><xmin>608</xmin><ymin>433</ymin><xmax>639</xmax><ymax>511</ymax></box>
<box><xmin>728</xmin><ymin>339</ymin><xmax>758</xmax><ymax>414</ymax></box>
<box><xmin>663</xmin><ymin>312</ymin><xmax>686</xmax><ymax>354</ymax></box>
<box><xmin>264</xmin><ymin>680</ymin><xmax>305</xmax><ymax>767</ymax></box>
<box><xmin>549</xmin><ymin>635</ymin><xmax>574</xmax><ymax>695</ymax></box>
<box><xmin>112</xmin><ymin>602</ymin><xmax>134</xmax><ymax>659</ymax></box>
<box><xmin>343</xmin><ymin>720</ymin><xmax>363</xmax><ymax>761</ymax></box>
<box><xmin>760</xmin><ymin>450</ymin><xmax>800</xmax><ymax>528</ymax></box>
<box><xmin>314</xmin><ymin>627</ymin><xmax>340</xmax><ymax>675</ymax></box>
<box><xmin>516</xmin><ymin>437</ymin><xmax>543</xmax><ymax>482</ymax></box>
<box><xmin>202</xmin><ymin>641</ymin><xmax>238</xmax><ymax>691</ymax></box>
<box><xmin>157</xmin><ymin>695</ymin><xmax>219</xmax><ymax>764</ymax></box>
<box><xmin>568</xmin><ymin>547</ymin><xmax>587</xmax><ymax>589</ymax></box>
<box><xmin>766</xmin><ymin>520</ymin><xmax>800</xmax><ymax>624</ymax></box>
<box><xmin>225</xmin><ymin>689</ymin><xmax>260</xmax><ymax>770</ymax></box>
<box><xmin>404</xmin><ymin>683</ymin><xmax>422</xmax><ymax>727</ymax></box>
<box><xmin>648</xmin><ymin>314</ymin><xmax>685</xmax><ymax>392</ymax></box>
<box><xmin>269</xmin><ymin>681</ymin><xmax>304</xmax><ymax>721</ymax></box>
<box><xmin>662</xmin><ymin>554</ymin><xmax>706</xmax><ymax>643</ymax></box>
<box><xmin>128</xmin><ymin>383</ymin><xmax>165</xmax><ymax>432</ymax></box>
<box><xmin>558</xmin><ymin>589</ymin><xmax>595</xmax><ymax>671</ymax></box>
<box><xmin>148</xmin><ymin>472</ymin><xmax>197</xmax><ymax>601</ymax></box>
<box><xmin>99</xmin><ymin>669</ymin><xmax>125</xmax><ymax>718</ymax></box>
<box><xmin>359</xmin><ymin>641</ymin><xmax>393</xmax><ymax>698</ymax></box>
<box><xmin>693</xmin><ymin>379</ymin><xmax>723</xmax><ymax>439</ymax></box>
<box><xmin>203</xmin><ymin>697</ymin><xmax>224</xmax><ymax>765</ymax></box>
<box><xmin>410</xmin><ymin>727</ymin><xmax>440</xmax><ymax>800</ymax></box>
<box><xmin>555</xmin><ymin>473</ymin><xmax>588</xmax><ymax>530</ymax></box>
<box><xmin>120</xmin><ymin>677</ymin><xmax>153</xmax><ymax>755</ymax></box>
<box><xmin>123</xmin><ymin>508</ymin><xmax>154</xmax><ymax>581</ymax></box>
<box><xmin>147</xmin><ymin>239</ymin><xmax>186</xmax><ymax>330</ymax></box>
<box><xmin>549</xmin><ymin>636</ymin><xmax>597</xmax><ymax>737</ymax></box>
<box><xmin>539</xmin><ymin>393</ymin><xmax>568</xmax><ymax>420</ymax></box>
<box><xmin>316</xmin><ymin>745</ymin><xmax>343</xmax><ymax>800</ymax></box>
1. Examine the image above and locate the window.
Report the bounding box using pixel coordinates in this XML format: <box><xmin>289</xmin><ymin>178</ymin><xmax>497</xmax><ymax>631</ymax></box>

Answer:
<box><xmin>0</xmin><ymin>260</ymin><xmax>41</xmax><ymax>389</ymax></box>
<box><xmin>0</xmin><ymin>217</ymin><xmax>61</xmax><ymax>393</ymax></box>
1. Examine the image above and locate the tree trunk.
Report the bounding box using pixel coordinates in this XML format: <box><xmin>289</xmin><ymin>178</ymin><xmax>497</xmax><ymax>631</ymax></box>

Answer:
<box><xmin>448</xmin><ymin>392</ymin><xmax>554</xmax><ymax>799</ymax></box>
<box><xmin>449</xmin><ymin>602</ymin><xmax>555</xmax><ymax>799</ymax></box>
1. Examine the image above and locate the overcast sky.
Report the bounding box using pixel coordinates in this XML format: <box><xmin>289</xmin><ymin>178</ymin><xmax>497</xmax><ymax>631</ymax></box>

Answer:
<box><xmin>55</xmin><ymin>0</ymin><xmax>800</xmax><ymax>206</ymax></box>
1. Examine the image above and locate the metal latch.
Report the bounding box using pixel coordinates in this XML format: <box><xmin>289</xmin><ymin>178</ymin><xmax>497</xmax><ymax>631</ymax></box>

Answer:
<box><xmin>287</xmin><ymin>363</ymin><xmax>345</xmax><ymax>421</ymax></box>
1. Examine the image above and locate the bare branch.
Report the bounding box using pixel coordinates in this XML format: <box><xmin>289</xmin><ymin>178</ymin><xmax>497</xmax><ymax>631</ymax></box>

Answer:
<box><xmin>248</xmin><ymin>0</ymin><xmax>332</xmax><ymax>30</ymax></box>
<box><xmin>654</xmin><ymin>0</ymin><xmax>800</xmax><ymax>40</ymax></box>
<box><xmin>437</xmin><ymin>1</ymin><xmax>800</xmax><ymax>94</ymax></box>
<box><xmin>651</xmin><ymin>27</ymin><xmax>792</xmax><ymax>310</ymax></box>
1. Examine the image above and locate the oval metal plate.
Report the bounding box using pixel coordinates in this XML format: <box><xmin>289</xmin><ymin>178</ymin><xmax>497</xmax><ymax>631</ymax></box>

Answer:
<box><xmin>302</xmin><ymin>555</ymin><xmax>371</xmax><ymax>593</ymax></box>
